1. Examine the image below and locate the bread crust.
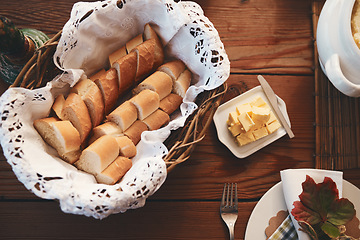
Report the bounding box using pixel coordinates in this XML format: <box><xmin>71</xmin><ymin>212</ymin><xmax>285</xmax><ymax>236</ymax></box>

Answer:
<box><xmin>62</xmin><ymin>93</ymin><xmax>92</xmax><ymax>143</ymax></box>
<box><xmin>142</xmin><ymin>109</ymin><xmax>170</xmax><ymax>131</ymax></box>
<box><xmin>95</xmin><ymin>68</ymin><xmax>119</xmax><ymax>115</ymax></box>
<box><xmin>113</xmin><ymin>51</ymin><xmax>137</xmax><ymax>94</ymax></box>
<box><xmin>130</xmin><ymin>89</ymin><xmax>160</xmax><ymax>120</ymax></box>
<box><xmin>159</xmin><ymin>93</ymin><xmax>183</xmax><ymax>115</ymax></box>
<box><xmin>143</xmin><ymin>23</ymin><xmax>164</xmax><ymax>68</ymax></box>
<box><xmin>71</xmin><ymin>79</ymin><xmax>105</xmax><ymax>127</ymax></box>
<box><xmin>96</xmin><ymin>156</ymin><xmax>132</xmax><ymax>185</ymax></box>
<box><xmin>173</xmin><ymin>69</ymin><xmax>191</xmax><ymax>98</ymax></box>
<box><xmin>124</xmin><ymin>120</ymin><xmax>148</xmax><ymax>145</ymax></box>
<box><xmin>115</xmin><ymin>135</ymin><xmax>137</xmax><ymax>158</ymax></box>
<box><xmin>108</xmin><ymin>46</ymin><xmax>126</xmax><ymax>67</ymax></box>
<box><xmin>107</xmin><ymin>101</ymin><xmax>138</xmax><ymax>132</ymax></box>
<box><xmin>52</xmin><ymin>94</ymin><xmax>66</xmax><ymax>119</ymax></box>
<box><xmin>89</xmin><ymin>121</ymin><xmax>123</xmax><ymax>144</ymax></box>
<box><xmin>89</xmin><ymin>68</ymin><xmax>106</xmax><ymax>81</ymax></box>
<box><xmin>158</xmin><ymin>60</ymin><xmax>186</xmax><ymax>81</ymax></box>
<box><xmin>125</xmin><ymin>34</ymin><xmax>143</xmax><ymax>53</ymax></box>
<box><xmin>132</xmin><ymin>39</ymin><xmax>155</xmax><ymax>82</ymax></box>
<box><xmin>75</xmin><ymin>135</ymin><xmax>119</xmax><ymax>175</ymax></box>
<box><xmin>34</xmin><ymin>117</ymin><xmax>81</xmax><ymax>164</ymax></box>
<box><xmin>133</xmin><ymin>71</ymin><xmax>173</xmax><ymax>100</ymax></box>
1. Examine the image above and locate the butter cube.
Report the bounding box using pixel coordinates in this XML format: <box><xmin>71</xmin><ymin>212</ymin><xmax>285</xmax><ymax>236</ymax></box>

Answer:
<box><xmin>228</xmin><ymin>111</ymin><xmax>239</xmax><ymax>126</ymax></box>
<box><xmin>236</xmin><ymin>131</ymin><xmax>255</xmax><ymax>146</ymax></box>
<box><xmin>267</xmin><ymin>111</ymin><xmax>278</xmax><ymax>124</ymax></box>
<box><xmin>251</xmin><ymin>97</ymin><xmax>267</xmax><ymax>108</ymax></box>
<box><xmin>253</xmin><ymin>119</ymin><xmax>265</xmax><ymax>130</ymax></box>
<box><xmin>266</xmin><ymin>120</ymin><xmax>281</xmax><ymax>134</ymax></box>
<box><xmin>236</xmin><ymin>103</ymin><xmax>252</xmax><ymax>116</ymax></box>
<box><xmin>228</xmin><ymin>123</ymin><xmax>244</xmax><ymax>137</ymax></box>
<box><xmin>252</xmin><ymin>106</ymin><xmax>270</xmax><ymax>124</ymax></box>
<box><xmin>252</xmin><ymin>127</ymin><xmax>269</xmax><ymax>140</ymax></box>
<box><xmin>238</xmin><ymin>112</ymin><xmax>255</xmax><ymax>132</ymax></box>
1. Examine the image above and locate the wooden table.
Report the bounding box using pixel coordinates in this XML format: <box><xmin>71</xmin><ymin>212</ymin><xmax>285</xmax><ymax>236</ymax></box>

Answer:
<box><xmin>0</xmin><ymin>0</ymin><xmax>359</xmax><ymax>239</ymax></box>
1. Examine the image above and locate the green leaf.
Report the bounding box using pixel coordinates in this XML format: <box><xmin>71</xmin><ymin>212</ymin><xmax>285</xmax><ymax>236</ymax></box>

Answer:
<box><xmin>291</xmin><ymin>175</ymin><xmax>356</xmax><ymax>239</ymax></box>
<box><xmin>321</xmin><ymin>222</ymin><xmax>340</xmax><ymax>238</ymax></box>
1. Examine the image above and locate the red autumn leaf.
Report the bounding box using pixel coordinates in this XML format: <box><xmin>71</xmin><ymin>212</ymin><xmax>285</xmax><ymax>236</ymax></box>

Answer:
<box><xmin>291</xmin><ymin>175</ymin><xmax>355</xmax><ymax>239</ymax></box>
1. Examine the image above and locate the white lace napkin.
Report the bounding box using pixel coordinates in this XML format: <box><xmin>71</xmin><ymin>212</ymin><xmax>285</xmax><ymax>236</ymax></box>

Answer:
<box><xmin>280</xmin><ymin>169</ymin><xmax>343</xmax><ymax>240</ymax></box>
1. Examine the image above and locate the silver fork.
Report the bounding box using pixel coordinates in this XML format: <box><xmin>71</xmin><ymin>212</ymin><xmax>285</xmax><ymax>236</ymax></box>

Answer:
<box><xmin>220</xmin><ymin>183</ymin><xmax>238</xmax><ymax>240</ymax></box>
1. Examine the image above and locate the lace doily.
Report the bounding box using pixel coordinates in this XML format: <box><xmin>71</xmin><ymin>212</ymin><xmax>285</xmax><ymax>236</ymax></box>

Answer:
<box><xmin>0</xmin><ymin>0</ymin><xmax>230</xmax><ymax>219</ymax></box>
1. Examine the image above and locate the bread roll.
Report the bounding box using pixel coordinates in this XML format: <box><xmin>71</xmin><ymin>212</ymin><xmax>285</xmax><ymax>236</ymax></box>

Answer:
<box><xmin>159</xmin><ymin>93</ymin><xmax>183</xmax><ymax>115</ymax></box>
<box><xmin>115</xmin><ymin>135</ymin><xmax>137</xmax><ymax>158</ymax></box>
<box><xmin>173</xmin><ymin>69</ymin><xmax>191</xmax><ymax>98</ymax></box>
<box><xmin>143</xmin><ymin>23</ymin><xmax>164</xmax><ymax>69</ymax></box>
<box><xmin>89</xmin><ymin>121</ymin><xmax>123</xmax><ymax>144</ymax></box>
<box><xmin>71</xmin><ymin>79</ymin><xmax>104</xmax><ymax>127</ymax></box>
<box><xmin>142</xmin><ymin>109</ymin><xmax>170</xmax><ymax>130</ymax></box>
<box><xmin>75</xmin><ymin>135</ymin><xmax>119</xmax><ymax>175</ymax></box>
<box><xmin>106</xmin><ymin>101</ymin><xmax>138</xmax><ymax>132</ymax></box>
<box><xmin>125</xmin><ymin>34</ymin><xmax>143</xmax><ymax>53</ymax></box>
<box><xmin>89</xmin><ymin>68</ymin><xmax>106</xmax><ymax>81</ymax></box>
<box><xmin>96</xmin><ymin>156</ymin><xmax>132</xmax><ymax>185</ymax></box>
<box><xmin>113</xmin><ymin>51</ymin><xmax>137</xmax><ymax>94</ymax></box>
<box><xmin>52</xmin><ymin>94</ymin><xmax>65</xmax><ymax>119</ymax></box>
<box><xmin>124</xmin><ymin>120</ymin><xmax>148</xmax><ymax>145</ymax></box>
<box><xmin>158</xmin><ymin>60</ymin><xmax>186</xmax><ymax>82</ymax></box>
<box><xmin>132</xmin><ymin>71</ymin><xmax>173</xmax><ymax>100</ymax></box>
<box><xmin>62</xmin><ymin>93</ymin><xmax>92</xmax><ymax>143</ymax></box>
<box><xmin>94</xmin><ymin>68</ymin><xmax>119</xmax><ymax>115</ymax></box>
<box><xmin>108</xmin><ymin>46</ymin><xmax>126</xmax><ymax>67</ymax></box>
<box><xmin>34</xmin><ymin>117</ymin><xmax>81</xmax><ymax>164</ymax></box>
<box><xmin>132</xmin><ymin>39</ymin><xmax>155</xmax><ymax>82</ymax></box>
<box><xmin>130</xmin><ymin>89</ymin><xmax>160</xmax><ymax>120</ymax></box>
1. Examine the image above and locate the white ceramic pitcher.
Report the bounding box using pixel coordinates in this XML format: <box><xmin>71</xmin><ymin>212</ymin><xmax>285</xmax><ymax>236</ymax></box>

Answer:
<box><xmin>317</xmin><ymin>0</ymin><xmax>360</xmax><ymax>97</ymax></box>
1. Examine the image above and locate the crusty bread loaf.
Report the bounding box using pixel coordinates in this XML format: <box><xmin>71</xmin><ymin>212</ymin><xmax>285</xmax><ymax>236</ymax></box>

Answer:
<box><xmin>94</xmin><ymin>68</ymin><xmax>119</xmax><ymax>115</ymax></box>
<box><xmin>34</xmin><ymin>117</ymin><xmax>81</xmax><ymax>164</ymax></box>
<box><xmin>124</xmin><ymin>120</ymin><xmax>148</xmax><ymax>145</ymax></box>
<box><xmin>89</xmin><ymin>68</ymin><xmax>106</xmax><ymax>81</ymax></box>
<box><xmin>62</xmin><ymin>93</ymin><xmax>92</xmax><ymax>143</ymax></box>
<box><xmin>142</xmin><ymin>109</ymin><xmax>170</xmax><ymax>131</ymax></box>
<box><xmin>132</xmin><ymin>71</ymin><xmax>173</xmax><ymax>100</ymax></box>
<box><xmin>75</xmin><ymin>135</ymin><xmax>119</xmax><ymax>175</ymax></box>
<box><xmin>115</xmin><ymin>135</ymin><xmax>137</xmax><ymax>158</ymax></box>
<box><xmin>71</xmin><ymin>79</ymin><xmax>104</xmax><ymax>127</ymax></box>
<box><xmin>125</xmin><ymin>34</ymin><xmax>143</xmax><ymax>53</ymax></box>
<box><xmin>95</xmin><ymin>156</ymin><xmax>132</xmax><ymax>185</ymax></box>
<box><xmin>159</xmin><ymin>93</ymin><xmax>183</xmax><ymax>115</ymax></box>
<box><xmin>158</xmin><ymin>60</ymin><xmax>186</xmax><ymax>82</ymax></box>
<box><xmin>108</xmin><ymin>46</ymin><xmax>126</xmax><ymax>67</ymax></box>
<box><xmin>173</xmin><ymin>69</ymin><xmax>191</xmax><ymax>98</ymax></box>
<box><xmin>143</xmin><ymin>23</ymin><xmax>164</xmax><ymax>69</ymax></box>
<box><xmin>52</xmin><ymin>94</ymin><xmax>65</xmax><ymax>119</ymax></box>
<box><xmin>113</xmin><ymin>51</ymin><xmax>137</xmax><ymax>94</ymax></box>
<box><xmin>106</xmin><ymin>101</ymin><xmax>138</xmax><ymax>132</ymax></box>
<box><xmin>132</xmin><ymin>39</ymin><xmax>155</xmax><ymax>82</ymax></box>
<box><xmin>89</xmin><ymin>121</ymin><xmax>123</xmax><ymax>144</ymax></box>
<box><xmin>130</xmin><ymin>89</ymin><xmax>160</xmax><ymax>120</ymax></box>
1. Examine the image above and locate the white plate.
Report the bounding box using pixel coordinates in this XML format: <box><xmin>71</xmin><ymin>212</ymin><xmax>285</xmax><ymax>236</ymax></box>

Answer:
<box><xmin>244</xmin><ymin>180</ymin><xmax>360</xmax><ymax>240</ymax></box>
<box><xmin>213</xmin><ymin>85</ymin><xmax>291</xmax><ymax>158</ymax></box>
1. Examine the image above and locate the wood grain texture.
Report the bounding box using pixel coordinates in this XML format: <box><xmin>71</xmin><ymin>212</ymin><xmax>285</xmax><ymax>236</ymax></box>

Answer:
<box><xmin>0</xmin><ymin>0</ymin><xmax>359</xmax><ymax>239</ymax></box>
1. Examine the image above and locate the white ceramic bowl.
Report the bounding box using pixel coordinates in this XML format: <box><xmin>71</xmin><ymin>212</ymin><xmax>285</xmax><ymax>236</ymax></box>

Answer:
<box><xmin>317</xmin><ymin>0</ymin><xmax>360</xmax><ymax>97</ymax></box>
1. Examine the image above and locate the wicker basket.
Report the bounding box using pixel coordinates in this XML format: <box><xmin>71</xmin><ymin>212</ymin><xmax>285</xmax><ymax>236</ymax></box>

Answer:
<box><xmin>10</xmin><ymin>30</ymin><xmax>228</xmax><ymax>173</ymax></box>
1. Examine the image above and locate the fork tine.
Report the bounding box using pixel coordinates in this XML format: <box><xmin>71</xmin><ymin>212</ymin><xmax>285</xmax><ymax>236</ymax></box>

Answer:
<box><xmin>234</xmin><ymin>183</ymin><xmax>238</xmax><ymax>209</ymax></box>
<box><xmin>221</xmin><ymin>183</ymin><xmax>227</xmax><ymax>207</ymax></box>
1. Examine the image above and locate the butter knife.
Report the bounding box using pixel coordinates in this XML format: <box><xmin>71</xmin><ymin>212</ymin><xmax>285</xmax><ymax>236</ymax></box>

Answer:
<box><xmin>257</xmin><ymin>75</ymin><xmax>295</xmax><ymax>139</ymax></box>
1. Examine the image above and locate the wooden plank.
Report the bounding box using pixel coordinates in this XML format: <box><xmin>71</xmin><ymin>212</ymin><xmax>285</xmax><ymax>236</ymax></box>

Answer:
<box><xmin>0</xmin><ymin>0</ymin><xmax>313</xmax><ymax>76</ymax></box>
<box><xmin>0</xmin><ymin>75</ymin><xmax>315</xmax><ymax>200</ymax></box>
<box><xmin>0</xmin><ymin>201</ymin><xmax>257</xmax><ymax>240</ymax></box>
<box><xmin>194</xmin><ymin>0</ymin><xmax>314</xmax><ymax>74</ymax></box>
